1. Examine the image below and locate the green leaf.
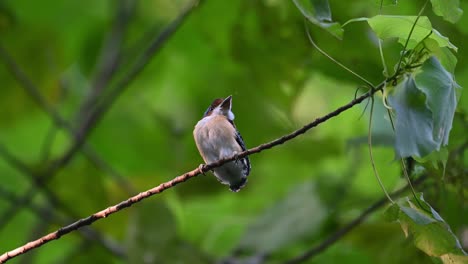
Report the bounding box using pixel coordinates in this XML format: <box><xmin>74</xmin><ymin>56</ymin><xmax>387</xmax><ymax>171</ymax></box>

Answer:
<box><xmin>311</xmin><ymin>0</ymin><xmax>332</xmax><ymax>21</ymax></box>
<box><xmin>387</xmin><ymin>76</ymin><xmax>439</xmax><ymax>158</ymax></box>
<box><xmin>387</xmin><ymin>56</ymin><xmax>460</xmax><ymax>159</ymax></box>
<box><xmin>292</xmin><ymin>0</ymin><xmax>343</xmax><ymax>39</ymax></box>
<box><xmin>414</xmin><ymin>56</ymin><xmax>460</xmax><ymax>148</ymax></box>
<box><xmin>423</xmin><ymin>38</ymin><xmax>458</xmax><ymax>74</ymax></box>
<box><xmin>385</xmin><ymin>194</ymin><xmax>468</xmax><ymax>263</ymax></box>
<box><xmin>238</xmin><ymin>181</ymin><xmax>326</xmax><ymax>253</ymax></box>
<box><xmin>367</xmin><ymin>15</ymin><xmax>457</xmax><ymax>51</ymax></box>
<box><xmin>430</xmin><ymin>0</ymin><xmax>463</xmax><ymax>23</ymax></box>
<box><xmin>414</xmin><ymin>148</ymin><xmax>449</xmax><ymax>175</ymax></box>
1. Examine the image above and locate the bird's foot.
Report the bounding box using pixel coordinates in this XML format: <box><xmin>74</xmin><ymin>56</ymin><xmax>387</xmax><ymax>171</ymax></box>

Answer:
<box><xmin>198</xmin><ymin>164</ymin><xmax>207</xmax><ymax>175</ymax></box>
<box><xmin>233</xmin><ymin>153</ymin><xmax>240</xmax><ymax>165</ymax></box>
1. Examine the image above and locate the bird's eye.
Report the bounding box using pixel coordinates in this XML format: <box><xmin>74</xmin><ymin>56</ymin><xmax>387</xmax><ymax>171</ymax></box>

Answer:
<box><xmin>203</xmin><ymin>106</ymin><xmax>213</xmax><ymax>117</ymax></box>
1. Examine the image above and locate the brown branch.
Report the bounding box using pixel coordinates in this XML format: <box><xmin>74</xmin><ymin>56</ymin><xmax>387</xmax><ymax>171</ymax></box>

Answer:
<box><xmin>0</xmin><ymin>30</ymin><xmax>138</xmax><ymax>232</ymax></box>
<box><xmin>0</xmin><ymin>11</ymin><xmax>136</xmax><ymax>239</ymax></box>
<box><xmin>0</xmin><ymin>167</ymin><xmax>199</xmax><ymax>263</ymax></box>
<box><xmin>0</xmin><ymin>146</ymin><xmax>125</xmax><ymax>257</ymax></box>
<box><xmin>282</xmin><ymin>175</ymin><xmax>427</xmax><ymax>264</ymax></box>
<box><xmin>0</xmin><ymin>138</ymin><xmax>127</xmax><ymax>257</ymax></box>
<box><xmin>0</xmin><ymin>186</ymin><xmax>126</xmax><ymax>258</ymax></box>
<box><xmin>0</xmin><ymin>80</ymin><xmax>389</xmax><ymax>263</ymax></box>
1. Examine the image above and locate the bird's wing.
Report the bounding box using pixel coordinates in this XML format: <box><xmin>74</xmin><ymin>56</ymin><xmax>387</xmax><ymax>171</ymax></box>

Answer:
<box><xmin>230</xmin><ymin>120</ymin><xmax>251</xmax><ymax>176</ymax></box>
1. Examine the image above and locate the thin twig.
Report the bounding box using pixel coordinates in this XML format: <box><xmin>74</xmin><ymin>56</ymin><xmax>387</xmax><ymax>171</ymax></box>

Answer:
<box><xmin>0</xmin><ymin>145</ymin><xmax>125</xmax><ymax>257</ymax></box>
<box><xmin>18</xmin><ymin>220</ymin><xmax>48</xmax><ymax>264</ymax></box>
<box><xmin>377</xmin><ymin>0</ymin><xmax>389</xmax><ymax>77</ymax></box>
<box><xmin>0</xmin><ymin>186</ymin><xmax>126</xmax><ymax>258</ymax></box>
<box><xmin>283</xmin><ymin>175</ymin><xmax>427</xmax><ymax>264</ymax></box>
<box><xmin>0</xmin><ymin>80</ymin><xmax>388</xmax><ymax>263</ymax></box>
<box><xmin>0</xmin><ymin>28</ymin><xmax>137</xmax><ymax>246</ymax></box>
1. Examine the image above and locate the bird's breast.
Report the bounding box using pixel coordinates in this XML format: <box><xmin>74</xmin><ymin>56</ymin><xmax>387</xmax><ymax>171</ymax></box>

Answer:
<box><xmin>194</xmin><ymin>115</ymin><xmax>241</xmax><ymax>163</ymax></box>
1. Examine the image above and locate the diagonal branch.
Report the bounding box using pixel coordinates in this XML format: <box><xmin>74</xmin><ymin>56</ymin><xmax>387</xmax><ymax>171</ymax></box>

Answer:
<box><xmin>0</xmin><ymin>2</ymin><xmax>137</xmax><ymax>244</ymax></box>
<box><xmin>0</xmin><ymin>145</ymin><xmax>125</xmax><ymax>257</ymax></box>
<box><xmin>0</xmin><ymin>79</ymin><xmax>390</xmax><ymax>263</ymax></box>
<box><xmin>0</xmin><ymin>186</ymin><xmax>126</xmax><ymax>259</ymax></box>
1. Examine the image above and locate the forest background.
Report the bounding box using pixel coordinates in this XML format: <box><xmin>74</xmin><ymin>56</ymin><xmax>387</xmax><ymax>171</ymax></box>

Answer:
<box><xmin>0</xmin><ymin>0</ymin><xmax>467</xmax><ymax>263</ymax></box>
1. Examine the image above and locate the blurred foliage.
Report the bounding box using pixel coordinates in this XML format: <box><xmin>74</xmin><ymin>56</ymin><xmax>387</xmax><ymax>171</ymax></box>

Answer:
<box><xmin>0</xmin><ymin>0</ymin><xmax>466</xmax><ymax>264</ymax></box>
<box><xmin>386</xmin><ymin>194</ymin><xmax>467</xmax><ymax>263</ymax></box>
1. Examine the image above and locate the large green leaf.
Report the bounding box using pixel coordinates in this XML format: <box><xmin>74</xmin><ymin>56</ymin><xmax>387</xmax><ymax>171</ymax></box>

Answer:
<box><xmin>385</xmin><ymin>194</ymin><xmax>468</xmax><ymax>263</ymax></box>
<box><xmin>430</xmin><ymin>0</ymin><xmax>463</xmax><ymax>23</ymax></box>
<box><xmin>387</xmin><ymin>76</ymin><xmax>438</xmax><ymax>158</ymax></box>
<box><xmin>292</xmin><ymin>0</ymin><xmax>343</xmax><ymax>39</ymax></box>
<box><xmin>414</xmin><ymin>56</ymin><xmax>460</xmax><ymax>148</ymax></box>
<box><xmin>387</xmin><ymin>56</ymin><xmax>459</xmax><ymax>158</ymax></box>
<box><xmin>367</xmin><ymin>15</ymin><xmax>457</xmax><ymax>51</ymax></box>
<box><xmin>423</xmin><ymin>39</ymin><xmax>458</xmax><ymax>74</ymax></box>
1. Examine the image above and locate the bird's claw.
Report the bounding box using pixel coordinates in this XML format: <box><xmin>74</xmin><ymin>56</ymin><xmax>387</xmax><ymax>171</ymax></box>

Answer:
<box><xmin>233</xmin><ymin>153</ymin><xmax>240</xmax><ymax>165</ymax></box>
<box><xmin>198</xmin><ymin>164</ymin><xmax>207</xmax><ymax>175</ymax></box>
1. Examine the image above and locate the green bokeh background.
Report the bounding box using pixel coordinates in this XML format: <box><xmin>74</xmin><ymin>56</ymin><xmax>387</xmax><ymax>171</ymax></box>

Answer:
<box><xmin>0</xmin><ymin>0</ymin><xmax>466</xmax><ymax>263</ymax></box>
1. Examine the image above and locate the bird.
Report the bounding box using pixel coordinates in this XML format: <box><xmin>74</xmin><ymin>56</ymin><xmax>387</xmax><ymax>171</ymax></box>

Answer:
<box><xmin>193</xmin><ymin>95</ymin><xmax>251</xmax><ymax>192</ymax></box>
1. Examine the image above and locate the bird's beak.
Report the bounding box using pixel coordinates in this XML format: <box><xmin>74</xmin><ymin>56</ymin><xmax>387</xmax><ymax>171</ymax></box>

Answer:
<box><xmin>221</xmin><ymin>95</ymin><xmax>232</xmax><ymax>110</ymax></box>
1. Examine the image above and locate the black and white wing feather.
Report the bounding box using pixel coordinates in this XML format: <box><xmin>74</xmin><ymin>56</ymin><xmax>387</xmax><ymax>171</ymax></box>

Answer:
<box><xmin>234</xmin><ymin>129</ymin><xmax>251</xmax><ymax>176</ymax></box>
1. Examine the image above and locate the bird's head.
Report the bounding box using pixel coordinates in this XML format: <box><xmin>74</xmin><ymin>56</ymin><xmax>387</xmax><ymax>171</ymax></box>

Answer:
<box><xmin>203</xmin><ymin>95</ymin><xmax>234</xmax><ymax>120</ymax></box>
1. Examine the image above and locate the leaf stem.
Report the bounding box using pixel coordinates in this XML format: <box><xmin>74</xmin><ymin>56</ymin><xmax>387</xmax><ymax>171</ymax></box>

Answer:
<box><xmin>368</xmin><ymin>97</ymin><xmax>394</xmax><ymax>203</ymax></box>
<box><xmin>305</xmin><ymin>23</ymin><xmax>375</xmax><ymax>89</ymax></box>
<box><xmin>378</xmin><ymin>0</ymin><xmax>389</xmax><ymax>77</ymax></box>
<box><xmin>394</xmin><ymin>0</ymin><xmax>429</xmax><ymax>76</ymax></box>
<box><xmin>386</xmin><ymin>107</ymin><xmax>428</xmax><ymax>211</ymax></box>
